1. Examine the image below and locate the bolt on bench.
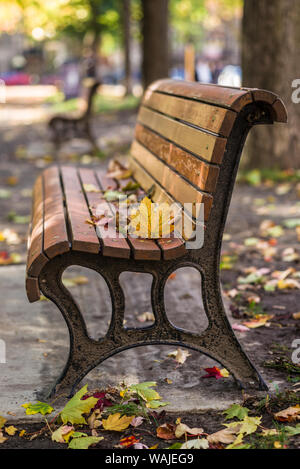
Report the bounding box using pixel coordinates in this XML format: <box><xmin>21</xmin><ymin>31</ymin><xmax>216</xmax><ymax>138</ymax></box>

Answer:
<box><xmin>26</xmin><ymin>79</ymin><xmax>287</xmax><ymax>397</ymax></box>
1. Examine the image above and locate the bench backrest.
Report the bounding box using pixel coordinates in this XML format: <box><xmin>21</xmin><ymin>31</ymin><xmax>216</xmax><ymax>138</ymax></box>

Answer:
<box><xmin>129</xmin><ymin>79</ymin><xmax>287</xmax><ymax>229</ymax></box>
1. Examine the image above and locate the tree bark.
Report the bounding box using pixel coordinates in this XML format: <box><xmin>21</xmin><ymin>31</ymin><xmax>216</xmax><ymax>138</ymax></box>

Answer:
<box><xmin>242</xmin><ymin>0</ymin><xmax>300</xmax><ymax>169</ymax></box>
<box><xmin>122</xmin><ymin>0</ymin><xmax>132</xmax><ymax>95</ymax></box>
<box><xmin>142</xmin><ymin>0</ymin><xmax>169</xmax><ymax>89</ymax></box>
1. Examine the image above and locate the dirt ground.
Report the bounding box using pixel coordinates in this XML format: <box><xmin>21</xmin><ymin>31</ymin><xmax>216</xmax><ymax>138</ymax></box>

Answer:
<box><xmin>0</xmin><ymin>98</ymin><xmax>300</xmax><ymax>449</ymax></box>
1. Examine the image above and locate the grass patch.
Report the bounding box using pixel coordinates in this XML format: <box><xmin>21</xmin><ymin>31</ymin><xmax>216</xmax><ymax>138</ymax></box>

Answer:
<box><xmin>238</xmin><ymin>168</ymin><xmax>300</xmax><ymax>186</ymax></box>
<box><xmin>50</xmin><ymin>93</ymin><xmax>140</xmax><ymax>115</ymax></box>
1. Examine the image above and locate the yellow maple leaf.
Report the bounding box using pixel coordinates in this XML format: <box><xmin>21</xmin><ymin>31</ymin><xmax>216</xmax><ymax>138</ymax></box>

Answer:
<box><xmin>0</xmin><ymin>416</ymin><xmax>7</xmax><ymax>429</ymax></box>
<box><xmin>102</xmin><ymin>413</ymin><xmax>134</xmax><ymax>431</ymax></box>
<box><xmin>129</xmin><ymin>197</ymin><xmax>174</xmax><ymax>239</ymax></box>
<box><xmin>5</xmin><ymin>425</ymin><xmax>17</xmax><ymax>436</ymax></box>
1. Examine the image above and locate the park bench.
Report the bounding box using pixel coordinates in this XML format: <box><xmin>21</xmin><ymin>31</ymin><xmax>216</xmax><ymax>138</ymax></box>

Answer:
<box><xmin>26</xmin><ymin>79</ymin><xmax>287</xmax><ymax>397</ymax></box>
<box><xmin>48</xmin><ymin>79</ymin><xmax>101</xmax><ymax>151</ymax></box>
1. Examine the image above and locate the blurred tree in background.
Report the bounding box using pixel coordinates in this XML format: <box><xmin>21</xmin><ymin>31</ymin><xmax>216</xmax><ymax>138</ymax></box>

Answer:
<box><xmin>141</xmin><ymin>0</ymin><xmax>169</xmax><ymax>88</ymax></box>
<box><xmin>243</xmin><ymin>0</ymin><xmax>300</xmax><ymax>170</ymax></box>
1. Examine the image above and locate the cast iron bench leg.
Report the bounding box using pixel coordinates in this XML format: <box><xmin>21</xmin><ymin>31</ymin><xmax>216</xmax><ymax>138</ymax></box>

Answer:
<box><xmin>39</xmin><ymin>252</ymin><xmax>267</xmax><ymax>398</ymax></box>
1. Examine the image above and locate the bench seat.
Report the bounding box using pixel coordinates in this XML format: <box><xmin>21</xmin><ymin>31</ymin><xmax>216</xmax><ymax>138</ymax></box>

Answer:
<box><xmin>26</xmin><ymin>165</ymin><xmax>188</xmax><ymax>302</ymax></box>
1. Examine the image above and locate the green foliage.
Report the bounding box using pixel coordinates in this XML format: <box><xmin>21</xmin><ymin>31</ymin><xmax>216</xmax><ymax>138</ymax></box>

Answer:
<box><xmin>223</xmin><ymin>404</ymin><xmax>249</xmax><ymax>421</ymax></box>
<box><xmin>21</xmin><ymin>401</ymin><xmax>54</xmax><ymax>416</ymax></box>
<box><xmin>68</xmin><ymin>435</ymin><xmax>103</xmax><ymax>449</ymax></box>
<box><xmin>60</xmin><ymin>385</ymin><xmax>98</xmax><ymax>425</ymax></box>
<box><xmin>51</xmin><ymin>94</ymin><xmax>139</xmax><ymax>115</ymax></box>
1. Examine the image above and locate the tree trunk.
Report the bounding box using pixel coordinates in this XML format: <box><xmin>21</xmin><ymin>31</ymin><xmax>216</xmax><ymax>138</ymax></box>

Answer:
<box><xmin>242</xmin><ymin>0</ymin><xmax>300</xmax><ymax>169</ymax></box>
<box><xmin>142</xmin><ymin>0</ymin><xmax>169</xmax><ymax>89</ymax></box>
<box><xmin>123</xmin><ymin>0</ymin><xmax>132</xmax><ymax>95</ymax></box>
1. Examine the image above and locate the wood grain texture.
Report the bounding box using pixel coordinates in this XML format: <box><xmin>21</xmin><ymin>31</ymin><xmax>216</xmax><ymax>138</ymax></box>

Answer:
<box><xmin>27</xmin><ymin>174</ymin><xmax>48</xmax><ymax>276</ymax></box>
<box><xmin>80</xmin><ymin>168</ymin><xmax>131</xmax><ymax>259</ymax></box>
<box><xmin>138</xmin><ymin>106</ymin><xmax>227</xmax><ymax>164</ymax></box>
<box><xmin>128</xmin><ymin>157</ymin><xmax>196</xmax><ymax>241</ymax></box>
<box><xmin>143</xmin><ymin>89</ymin><xmax>236</xmax><ymax>137</ymax></box>
<box><xmin>43</xmin><ymin>166</ymin><xmax>70</xmax><ymax>259</ymax></box>
<box><xmin>131</xmin><ymin>140</ymin><xmax>213</xmax><ymax>220</ymax></box>
<box><xmin>135</xmin><ymin>124</ymin><xmax>220</xmax><ymax>193</ymax></box>
<box><xmin>102</xmin><ymin>173</ymin><xmax>162</xmax><ymax>261</ymax></box>
<box><xmin>60</xmin><ymin>166</ymin><xmax>100</xmax><ymax>253</ymax></box>
<box><xmin>149</xmin><ymin>79</ymin><xmax>253</xmax><ymax>111</ymax></box>
<box><xmin>26</xmin><ymin>276</ymin><xmax>40</xmax><ymax>303</ymax></box>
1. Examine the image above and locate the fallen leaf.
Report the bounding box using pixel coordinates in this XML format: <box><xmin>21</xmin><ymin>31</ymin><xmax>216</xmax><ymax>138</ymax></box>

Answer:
<box><xmin>83</xmin><ymin>183</ymin><xmax>101</xmax><ymax>193</ymax></box>
<box><xmin>63</xmin><ymin>276</ymin><xmax>89</xmax><ymax>287</ymax></box>
<box><xmin>223</xmin><ymin>404</ymin><xmax>249</xmax><ymax>421</ymax></box>
<box><xmin>119</xmin><ymin>435</ymin><xmax>140</xmax><ymax>448</ymax></box>
<box><xmin>181</xmin><ymin>438</ymin><xmax>209</xmax><ymax>449</ymax></box>
<box><xmin>137</xmin><ymin>312</ymin><xmax>155</xmax><ymax>323</ymax></box>
<box><xmin>168</xmin><ymin>348</ymin><xmax>191</xmax><ymax>364</ymax></box>
<box><xmin>285</xmin><ymin>424</ymin><xmax>300</xmax><ymax>436</ymax></box>
<box><xmin>0</xmin><ymin>416</ymin><xmax>7</xmax><ymax>429</ymax></box>
<box><xmin>156</xmin><ymin>423</ymin><xmax>176</xmax><ymax>440</ymax></box>
<box><xmin>128</xmin><ymin>197</ymin><xmax>175</xmax><ymax>239</ymax></box>
<box><xmin>60</xmin><ymin>385</ymin><xmax>98</xmax><ymax>425</ymax></box>
<box><xmin>130</xmin><ymin>381</ymin><xmax>160</xmax><ymax>402</ymax></box>
<box><xmin>5</xmin><ymin>426</ymin><xmax>17</xmax><ymax>436</ymax></box>
<box><xmin>68</xmin><ymin>436</ymin><xmax>103</xmax><ymax>449</ymax></box>
<box><xmin>52</xmin><ymin>425</ymin><xmax>75</xmax><ymax>443</ymax></box>
<box><xmin>0</xmin><ymin>431</ymin><xmax>7</xmax><ymax>444</ymax></box>
<box><xmin>130</xmin><ymin>416</ymin><xmax>144</xmax><ymax>427</ymax></box>
<box><xmin>261</xmin><ymin>428</ymin><xmax>278</xmax><ymax>436</ymax></box>
<box><xmin>277</xmin><ymin>279</ymin><xmax>300</xmax><ymax>290</ymax></box>
<box><xmin>202</xmin><ymin>366</ymin><xmax>224</xmax><ymax>380</ymax></box>
<box><xmin>175</xmin><ymin>422</ymin><xmax>204</xmax><ymax>438</ymax></box>
<box><xmin>82</xmin><ymin>392</ymin><xmax>112</xmax><ymax>412</ymax></box>
<box><xmin>207</xmin><ymin>427</ymin><xmax>237</xmax><ymax>445</ymax></box>
<box><xmin>220</xmin><ymin>368</ymin><xmax>230</xmax><ymax>378</ymax></box>
<box><xmin>102</xmin><ymin>413</ymin><xmax>134</xmax><ymax>431</ymax></box>
<box><xmin>232</xmin><ymin>324</ymin><xmax>250</xmax><ymax>333</ymax></box>
<box><xmin>243</xmin><ymin>315</ymin><xmax>274</xmax><ymax>329</ymax></box>
<box><xmin>21</xmin><ymin>401</ymin><xmax>53</xmax><ymax>416</ymax></box>
<box><xmin>6</xmin><ymin>176</ymin><xmax>19</xmax><ymax>186</ymax></box>
<box><xmin>274</xmin><ymin>407</ymin><xmax>300</xmax><ymax>422</ymax></box>
<box><xmin>225</xmin><ymin>416</ymin><xmax>261</xmax><ymax>435</ymax></box>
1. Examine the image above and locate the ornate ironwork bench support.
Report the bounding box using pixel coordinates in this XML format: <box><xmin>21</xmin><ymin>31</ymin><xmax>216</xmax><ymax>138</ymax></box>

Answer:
<box><xmin>39</xmin><ymin>251</ymin><xmax>266</xmax><ymax>398</ymax></box>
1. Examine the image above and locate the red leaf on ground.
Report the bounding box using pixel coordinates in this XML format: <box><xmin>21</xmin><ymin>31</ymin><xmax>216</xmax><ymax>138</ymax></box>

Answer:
<box><xmin>202</xmin><ymin>366</ymin><xmax>223</xmax><ymax>380</ymax></box>
<box><xmin>82</xmin><ymin>392</ymin><xmax>113</xmax><ymax>411</ymax></box>
<box><xmin>119</xmin><ymin>436</ymin><xmax>140</xmax><ymax>448</ymax></box>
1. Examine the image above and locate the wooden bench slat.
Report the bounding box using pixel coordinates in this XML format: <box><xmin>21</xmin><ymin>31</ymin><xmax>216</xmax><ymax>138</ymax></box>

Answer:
<box><xmin>118</xmin><ymin>178</ymin><xmax>186</xmax><ymax>260</ymax></box>
<box><xmin>131</xmin><ymin>140</ymin><xmax>213</xmax><ymax>221</ymax></box>
<box><xmin>26</xmin><ymin>276</ymin><xmax>40</xmax><ymax>303</ymax></box>
<box><xmin>43</xmin><ymin>166</ymin><xmax>70</xmax><ymax>259</ymax></box>
<box><xmin>27</xmin><ymin>174</ymin><xmax>48</xmax><ymax>276</ymax></box>
<box><xmin>96</xmin><ymin>171</ymin><xmax>161</xmax><ymax>261</ymax></box>
<box><xmin>79</xmin><ymin>168</ymin><xmax>131</xmax><ymax>259</ymax></box>
<box><xmin>138</xmin><ymin>106</ymin><xmax>226</xmax><ymax>165</ymax></box>
<box><xmin>135</xmin><ymin>124</ymin><xmax>220</xmax><ymax>194</ymax></box>
<box><xmin>149</xmin><ymin>79</ymin><xmax>253</xmax><ymax>112</ymax></box>
<box><xmin>60</xmin><ymin>166</ymin><xmax>100</xmax><ymax>253</ymax></box>
<box><xmin>143</xmin><ymin>89</ymin><xmax>236</xmax><ymax>137</ymax></box>
<box><xmin>128</xmin><ymin>157</ymin><xmax>196</xmax><ymax>241</ymax></box>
